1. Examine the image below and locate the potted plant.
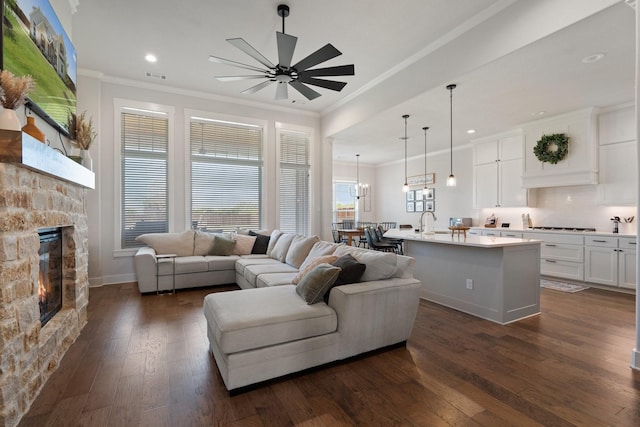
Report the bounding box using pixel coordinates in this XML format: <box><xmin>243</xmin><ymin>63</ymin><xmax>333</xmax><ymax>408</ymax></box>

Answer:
<box><xmin>0</xmin><ymin>70</ymin><xmax>35</xmax><ymax>131</ymax></box>
<box><xmin>67</xmin><ymin>111</ymin><xmax>97</xmax><ymax>170</ymax></box>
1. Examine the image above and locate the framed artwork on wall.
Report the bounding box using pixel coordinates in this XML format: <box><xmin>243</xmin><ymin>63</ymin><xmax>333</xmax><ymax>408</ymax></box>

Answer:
<box><xmin>406</xmin><ymin>190</ymin><xmax>415</xmax><ymax>201</ymax></box>
<box><xmin>415</xmin><ymin>200</ymin><xmax>424</xmax><ymax>212</ymax></box>
<box><xmin>425</xmin><ymin>188</ymin><xmax>435</xmax><ymax>200</ymax></box>
<box><xmin>425</xmin><ymin>200</ymin><xmax>435</xmax><ymax>212</ymax></box>
<box><xmin>406</xmin><ymin>202</ymin><xmax>415</xmax><ymax>212</ymax></box>
<box><xmin>415</xmin><ymin>189</ymin><xmax>423</xmax><ymax>200</ymax></box>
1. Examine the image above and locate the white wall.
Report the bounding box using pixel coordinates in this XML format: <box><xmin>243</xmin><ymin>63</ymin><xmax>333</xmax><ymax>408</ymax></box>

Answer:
<box><xmin>78</xmin><ymin>75</ymin><xmax>324</xmax><ymax>285</ymax></box>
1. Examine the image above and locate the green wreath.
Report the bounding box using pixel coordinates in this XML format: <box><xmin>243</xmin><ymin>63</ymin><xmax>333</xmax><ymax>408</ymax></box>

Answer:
<box><xmin>533</xmin><ymin>133</ymin><xmax>568</xmax><ymax>164</ymax></box>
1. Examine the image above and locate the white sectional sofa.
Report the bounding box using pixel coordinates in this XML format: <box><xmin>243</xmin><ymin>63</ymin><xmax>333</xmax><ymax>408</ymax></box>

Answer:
<box><xmin>134</xmin><ymin>229</ymin><xmax>422</xmax><ymax>391</ymax></box>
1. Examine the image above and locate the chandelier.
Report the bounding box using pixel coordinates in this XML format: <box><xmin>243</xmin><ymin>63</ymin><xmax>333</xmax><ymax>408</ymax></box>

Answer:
<box><xmin>350</xmin><ymin>154</ymin><xmax>369</xmax><ymax>200</ymax></box>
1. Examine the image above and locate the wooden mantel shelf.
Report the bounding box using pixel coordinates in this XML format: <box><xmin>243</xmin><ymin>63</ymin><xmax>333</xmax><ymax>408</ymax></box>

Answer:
<box><xmin>0</xmin><ymin>130</ymin><xmax>95</xmax><ymax>189</ymax></box>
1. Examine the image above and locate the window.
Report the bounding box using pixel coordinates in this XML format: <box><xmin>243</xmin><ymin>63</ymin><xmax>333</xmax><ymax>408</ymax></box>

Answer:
<box><xmin>119</xmin><ymin>109</ymin><xmax>169</xmax><ymax>249</ymax></box>
<box><xmin>189</xmin><ymin>116</ymin><xmax>263</xmax><ymax>231</ymax></box>
<box><xmin>278</xmin><ymin>127</ymin><xmax>311</xmax><ymax>235</ymax></box>
<box><xmin>333</xmin><ymin>181</ymin><xmax>356</xmax><ymax>223</ymax></box>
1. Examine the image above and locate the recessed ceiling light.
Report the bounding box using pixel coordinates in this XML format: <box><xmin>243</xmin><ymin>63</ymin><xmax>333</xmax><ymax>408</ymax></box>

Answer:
<box><xmin>467</xmin><ymin>129</ymin><xmax>476</xmax><ymax>134</ymax></box>
<box><xmin>145</xmin><ymin>54</ymin><xmax>157</xmax><ymax>63</ymax></box>
<box><xmin>581</xmin><ymin>53</ymin><xmax>605</xmax><ymax>64</ymax></box>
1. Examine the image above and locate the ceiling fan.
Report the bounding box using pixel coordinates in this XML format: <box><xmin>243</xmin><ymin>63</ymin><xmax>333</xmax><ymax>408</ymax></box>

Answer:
<box><xmin>209</xmin><ymin>4</ymin><xmax>355</xmax><ymax>101</ymax></box>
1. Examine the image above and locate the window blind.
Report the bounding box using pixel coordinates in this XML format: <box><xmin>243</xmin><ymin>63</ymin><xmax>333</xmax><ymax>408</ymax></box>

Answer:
<box><xmin>120</xmin><ymin>112</ymin><xmax>169</xmax><ymax>248</ymax></box>
<box><xmin>190</xmin><ymin>119</ymin><xmax>263</xmax><ymax>231</ymax></box>
<box><xmin>279</xmin><ymin>130</ymin><xmax>310</xmax><ymax>235</ymax></box>
<box><xmin>333</xmin><ymin>181</ymin><xmax>356</xmax><ymax>223</ymax></box>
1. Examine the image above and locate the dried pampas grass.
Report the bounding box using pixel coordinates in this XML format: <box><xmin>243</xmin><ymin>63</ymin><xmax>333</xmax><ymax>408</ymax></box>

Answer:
<box><xmin>68</xmin><ymin>111</ymin><xmax>97</xmax><ymax>150</ymax></box>
<box><xmin>0</xmin><ymin>70</ymin><xmax>35</xmax><ymax>109</ymax></box>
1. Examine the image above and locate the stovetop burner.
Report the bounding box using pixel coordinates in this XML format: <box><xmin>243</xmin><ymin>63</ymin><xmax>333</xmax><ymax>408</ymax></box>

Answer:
<box><xmin>530</xmin><ymin>226</ymin><xmax>596</xmax><ymax>232</ymax></box>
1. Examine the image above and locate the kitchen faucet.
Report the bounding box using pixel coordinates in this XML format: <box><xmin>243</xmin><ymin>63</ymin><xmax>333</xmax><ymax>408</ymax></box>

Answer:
<box><xmin>419</xmin><ymin>210</ymin><xmax>437</xmax><ymax>234</ymax></box>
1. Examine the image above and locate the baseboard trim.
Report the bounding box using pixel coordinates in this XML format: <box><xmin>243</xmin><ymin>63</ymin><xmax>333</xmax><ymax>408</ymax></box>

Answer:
<box><xmin>631</xmin><ymin>349</ymin><xmax>640</xmax><ymax>371</ymax></box>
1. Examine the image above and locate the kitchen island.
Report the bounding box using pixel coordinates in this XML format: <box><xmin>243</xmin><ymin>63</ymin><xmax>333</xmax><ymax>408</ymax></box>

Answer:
<box><xmin>385</xmin><ymin>229</ymin><xmax>542</xmax><ymax>324</ymax></box>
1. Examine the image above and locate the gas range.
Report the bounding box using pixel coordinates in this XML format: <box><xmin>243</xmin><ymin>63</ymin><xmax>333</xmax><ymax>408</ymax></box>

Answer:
<box><xmin>530</xmin><ymin>226</ymin><xmax>596</xmax><ymax>232</ymax></box>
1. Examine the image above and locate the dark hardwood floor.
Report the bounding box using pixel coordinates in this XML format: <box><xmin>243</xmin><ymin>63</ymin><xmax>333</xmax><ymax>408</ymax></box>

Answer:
<box><xmin>18</xmin><ymin>283</ymin><xmax>640</xmax><ymax>427</ymax></box>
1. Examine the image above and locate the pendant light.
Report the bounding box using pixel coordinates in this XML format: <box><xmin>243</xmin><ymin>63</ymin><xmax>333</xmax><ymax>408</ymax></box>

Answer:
<box><xmin>401</xmin><ymin>114</ymin><xmax>410</xmax><ymax>192</ymax></box>
<box><xmin>446</xmin><ymin>84</ymin><xmax>457</xmax><ymax>187</ymax></box>
<box><xmin>349</xmin><ymin>154</ymin><xmax>369</xmax><ymax>200</ymax></box>
<box><xmin>422</xmin><ymin>126</ymin><xmax>429</xmax><ymax>197</ymax></box>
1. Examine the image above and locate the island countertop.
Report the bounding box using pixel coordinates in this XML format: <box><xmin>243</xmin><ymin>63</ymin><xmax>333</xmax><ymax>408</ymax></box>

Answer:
<box><xmin>384</xmin><ymin>229</ymin><xmax>541</xmax><ymax>248</ymax></box>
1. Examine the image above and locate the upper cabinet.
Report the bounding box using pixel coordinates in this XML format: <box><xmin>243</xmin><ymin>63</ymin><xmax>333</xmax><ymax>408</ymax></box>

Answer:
<box><xmin>473</xmin><ymin>130</ymin><xmax>533</xmax><ymax>208</ymax></box>
<box><xmin>597</xmin><ymin>105</ymin><xmax>637</xmax><ymax>206</ymax></box>
<box><xmin>522</xmin><ymin>108</ymin><xmax>598</xmax><ymax>188</ymax></box>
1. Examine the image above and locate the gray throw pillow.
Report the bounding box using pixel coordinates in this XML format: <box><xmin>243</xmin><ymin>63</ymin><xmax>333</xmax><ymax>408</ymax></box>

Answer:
<box><xmin>208</xmin><ymin>235</ymin><xmax>236</xmax><ymax>256</ymax></box>
<box><xmin>295</xmin><ymin>264</ymin><xmax>341</xmax><ymax>304</ymax></box>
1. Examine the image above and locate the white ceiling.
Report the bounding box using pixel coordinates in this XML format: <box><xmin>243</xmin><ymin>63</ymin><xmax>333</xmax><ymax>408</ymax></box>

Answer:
<box><xmin>72</xmin><ymin>0</ymin><xmax>636</xmax><ymax>165</ymax></box>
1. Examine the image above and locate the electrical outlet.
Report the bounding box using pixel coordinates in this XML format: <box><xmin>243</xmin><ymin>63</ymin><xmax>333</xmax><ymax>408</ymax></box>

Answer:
<box><xmin>466</xmin><ymin>279</ymin><xmax>473</xmax><ymax>290</ymax></box>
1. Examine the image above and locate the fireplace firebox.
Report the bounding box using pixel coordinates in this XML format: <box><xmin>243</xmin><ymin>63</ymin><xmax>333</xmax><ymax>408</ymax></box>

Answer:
<box><xmin>38</xmin><ymin>227</ymin><xmax>63</xmax><ymax>326</ymax></box>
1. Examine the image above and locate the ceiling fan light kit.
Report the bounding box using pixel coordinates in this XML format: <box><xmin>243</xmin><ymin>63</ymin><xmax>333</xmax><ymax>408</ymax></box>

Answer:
<box><xmin>210</xmin><ymin>4</ymin><xmax>355</xmax><ymax>101</ymax></box>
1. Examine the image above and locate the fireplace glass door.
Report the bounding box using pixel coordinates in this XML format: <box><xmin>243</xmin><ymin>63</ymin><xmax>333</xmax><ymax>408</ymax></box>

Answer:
<box><xmin>39</xmin><ymin>228</ymin><xmax>63</xmax><ymax>326</ymax></box>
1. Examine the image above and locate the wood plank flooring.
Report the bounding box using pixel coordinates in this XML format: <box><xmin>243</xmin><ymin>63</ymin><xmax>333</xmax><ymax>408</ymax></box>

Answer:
<box><xmin>18</xmin><ymin>283</ymin><xmax>640</xmax><ymax>426</ymax></box>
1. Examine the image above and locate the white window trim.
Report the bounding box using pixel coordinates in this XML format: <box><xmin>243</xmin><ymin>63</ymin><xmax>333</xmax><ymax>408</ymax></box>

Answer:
<box><xmin>113</xmin><ymin>98</ymin><xmax>175</xmax><ymax>256</ymax></box>
<box><xmin>275</xmin><ymin>122</ymin><xmax>314</xmax><ymax>232</ymax></box>
<box><xmin>183</xmin><ymin>109</ymin><xmax>268</xmax><ymax>231</ymax></box>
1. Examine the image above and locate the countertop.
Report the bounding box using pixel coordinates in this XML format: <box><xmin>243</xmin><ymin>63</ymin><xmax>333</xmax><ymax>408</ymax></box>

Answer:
<box><xmin>384</xmin><ymin>229</ymin><xmax>541</xmax><ymax>248</ymax></box>
<box><xmin>469</xmin><ymin>227</ymin><xmax>636</xmax><ymax>238</ymax></box>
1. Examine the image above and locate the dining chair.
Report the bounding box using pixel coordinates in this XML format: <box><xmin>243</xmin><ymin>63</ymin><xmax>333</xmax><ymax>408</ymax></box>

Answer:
<box><xmin>364</xmin><ymin>227</ymin><xmax>397</xmax><ymax>252</ymax></box>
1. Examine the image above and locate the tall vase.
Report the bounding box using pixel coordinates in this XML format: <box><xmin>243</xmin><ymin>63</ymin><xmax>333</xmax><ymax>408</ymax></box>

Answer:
<box><xmin>0</xmin><ymin>107</ymin><xmax>21</xmax><ymax>131</ymax></box>
<box><xmin>81</xmin><ymin>149</ymin><xmax>93</xmax><ymax>171</ymax></box>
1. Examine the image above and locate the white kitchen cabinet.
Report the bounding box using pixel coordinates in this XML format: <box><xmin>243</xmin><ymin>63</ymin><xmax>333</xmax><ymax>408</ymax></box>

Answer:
<box><xmin>501</xmin><ymin>231</ymin><xmax>523</xmax><ymax>238</ymax></box>
<box><xmin>522</xmin><ymin>108</ymin><xmax>598</xmax><ymax>188</ymax></box>
<box><xmin>535</xmin><ymin>233</ymin><xmax>585</xmax><ymax>281</ymax></box>
<box><xmin>585</xmin><ymin>236</ymin><xmax>636</xmax><ymax>288</ymax></box>
<box><xmin>598</xmin><ymin>141</ymin><xmax>637</xmax><ymax>205</ymax></box>
<box><xmin>473</xmin><ymin>131</ymin><xmax>531</xmax><ymax>208</ymax></box>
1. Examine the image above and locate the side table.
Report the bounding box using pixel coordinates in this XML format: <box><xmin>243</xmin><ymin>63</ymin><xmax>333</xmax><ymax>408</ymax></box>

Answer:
<box><xmin>156</xmin><ymin>253</ymin><xmax>177</xmax><ymax>294</ymax></box>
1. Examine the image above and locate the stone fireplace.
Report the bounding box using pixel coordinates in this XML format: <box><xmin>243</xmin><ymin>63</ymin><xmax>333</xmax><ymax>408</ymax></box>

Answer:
<box><xmin>0</xmin><ymin>131</ymin><xmax>94</xmax><ymax>427</ymax></box>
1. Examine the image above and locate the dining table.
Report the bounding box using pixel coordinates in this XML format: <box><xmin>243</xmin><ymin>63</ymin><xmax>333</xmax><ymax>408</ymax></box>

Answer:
<box><xmin>338</xmin><ymin>228</ymin><xmax>364</xmax><ymax>246</ymax></box>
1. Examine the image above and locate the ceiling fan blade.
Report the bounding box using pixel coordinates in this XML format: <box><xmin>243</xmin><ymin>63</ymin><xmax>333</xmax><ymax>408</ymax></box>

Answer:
<box><xmin>298</xmin><ymin>64</ymin><xmax>355</xmax><ymax>78</ymax></box>
<box><xmin>277</xmin><ymin>32</ymin><xmax>297</xmax><ymax>68</ymax></box>
<box><xmin>293</xmin><ymin>44</ymin><xmax>342</xmax><ymax>71</ymax></box>
<box><xmin>297</xmin><ymin>76</ymin><xmax>347</xmax><ymax>92</ymax></box>
<box><xmin>241</xmin><ymin>80</ymin><xmax>275</xmax><ymax>95</ymax></box>
<box><xmin>289</xmin><ymin>81</ymin><xmax>322</xmax><ymax>100</ymax></box>
<box><xmin>208</xmin><ymin>55</ymin><xmax>268</xmax><ymax>73</ymax></box>
<box><xmin>227</xmin><ymin>38</ymin><xmax>276</xmax><ymax>69</ymax></box>
<box><xmin>215</xmin><ymin>75</ymin><xmax>268</xmax><ymax>82</ymax></box>
<box><xmin>275</xmin><ymin>82</ymin><xmax>289</xmax><ymax>100</ymax></box>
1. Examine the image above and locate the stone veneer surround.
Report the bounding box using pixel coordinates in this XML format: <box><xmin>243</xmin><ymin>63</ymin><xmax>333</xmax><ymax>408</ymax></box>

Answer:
<box><xmin>0</xmin><ymin>162</ymin><xmax>89</xmax><ymax>427</ymax></box>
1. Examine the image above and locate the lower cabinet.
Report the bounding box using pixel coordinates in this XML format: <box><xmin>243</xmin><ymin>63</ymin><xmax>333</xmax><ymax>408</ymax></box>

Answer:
<box><xmin>524</xmin><ymin>232</ymin><xmax>585</xmax><ymax>281</ymax></box>
<box><xmin>585</xmin><ymin>236</ymin><xmax>636</xmax><ymax>289</ymax></box>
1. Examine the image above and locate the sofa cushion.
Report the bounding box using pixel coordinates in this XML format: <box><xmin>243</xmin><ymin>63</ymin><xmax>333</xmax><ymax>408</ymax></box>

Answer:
<box><xmin>243</xmin><ymin>263</ymin><xmax>299</xmax><ymax>287</ymax></box>
<box><xmin>292</xmin><ymin>255</ymin><xmax>339</xmax><ymax>285</ymax></box>
<box><xmin>285</xmin><ymin>235</ymin><xmax>320</xmax><ymax>268</ymax></box>
<box><xmin>232</xmin><ymin>234</ymin><xmax>257</xmax><ymax>255</ymax></box>
<box><xmin>235</xmin><ymin>257</ymin><xmax>282</xmax><ymax>275</ymax></box>
<box><xmin>203</xmin><ymin>286</ymin><xmax>337</xmax><ymax>353</ymax></box>
<box><xmin>333</xmin><ymin>246</ymin><xmax>397</xmax><ymax>282</ymax></box>
<box><xmin>298</xmin><ymin>241</ymin><xmax>341</xmax><ymax>271</ymax></box>
<box><xmin>174</xmin><ymin>256</ymin><xmax>208</xmax><ymax>274</ymax></box>
<box><xmin>209</xmin><ymin>235</ymin><xmax>236</xmax><ymax>256</ymax></box>
<box><xmin>256</xmin><ymin>272</ymin><xmax>298</xmax><ymax>288</ymax></box>
<box><xmin>205</xmin><ymin>255</ymin><xmax>240</xmax><ymax>271</ymax></box>
<box><xmin>249</xmin><ymin>231</ymin><xmax>270</xmax><ymax>254</ymax></box>
<box><xmin>269</xmin><ymin>233</ymin><xmax>296</xmax><ymax>262</ymax></box>
<box><xmin>193</xmin><ymin>230</ymin><xmax>215</xmax><ymax>256</ymax></box>
<box><xmin>331</xmin><ymin>254</ymin><xmax>366</xmax><ymax>286</ymax></box>
<box><xmin>136</xmin><ymin>230</ymin><xmax>194</xmax><ymax>257</ymax></box>
<box><xmin>295</xmin><ymin>264</ymin><xmax>341</xmax><ymax>304</ymax></box>
<box><xmin>266</xmin><ymin>230</ymin><xmax>283</xmax><ymax>256</ymax></box>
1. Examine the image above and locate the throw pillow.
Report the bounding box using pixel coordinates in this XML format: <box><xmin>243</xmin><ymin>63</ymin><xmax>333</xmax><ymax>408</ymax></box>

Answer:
<box><xmin>333</xmin><ymin>246</ymin><xmax>397</xmax><ymax>282</ymax></box>
<box><xmin>299</xmin><ymin>241</ymin><xmax>340</xmax><ymax>271</ymax></box>
<box><xmin>266</xmin><ymin>230</ymin><xmax>283</xmax><ymax>256</ymax></box>
<box><xmin>295</xmin><ymin>264</ymin><xmax>341</xmax><ymax>304</ymax></box>
<box><xmin>232</xmin><ymin>234</ymin><xmax>257</xmax><ymax>255</ymax></box>
<box><xmin>269</xmin><ymin>233</ymin><xmax>296</xmax><ymax>262</ymax></box>
<box><xmin>331</xmin><ymin>254</ymin><xmax>366</xmax><ymax>286</ymax></box>
<box><xmin>209</xmin><ymin>235</ymin><xmax>236</xmax><ymax>256</ymax></box>
<box><xmin>285</xmin><ymin>235</ymin><xmax>320</xmax><ymax>268</ymax></box>
<box><xmin>292</xmin><ymin>255</ymin><xmax>339</xmax><ymax>284</ymax></box>
<box><xmin>249</xmin><ymin>231</ymin><xmax>270</xmax><ymax>254</ymax></box>
<box><xmin>135</xmin><ymin>230</ymin><xmax>194</xmax><ymax>256</ymax></box>
<box><xmin>193</xmin><ymin>230</ymin><xmax>216</xmax><ymax>256</ymax></box>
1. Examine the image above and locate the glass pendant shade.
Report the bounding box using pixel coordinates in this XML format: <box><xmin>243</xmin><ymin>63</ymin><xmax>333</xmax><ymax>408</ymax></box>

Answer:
<box><xmin>401</xmin><ymin>114</ymin><xmax>410</xmax><ymax>192</ymax></box>
<box><xmin>446</xmin><ymin>174</ymin><xmax>457</xmax><ymax>187</ymax></box>
<box><xmin>446</xmin><ymin>84</ymin><xmax>457</xmax><ymax>187</ymax></box>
